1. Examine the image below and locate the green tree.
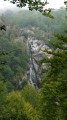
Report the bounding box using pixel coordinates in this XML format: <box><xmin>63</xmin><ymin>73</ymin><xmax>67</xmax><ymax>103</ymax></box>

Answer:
<box><xmin>0</xmin><ymin>81</ymin><xmax>7</xmax><ymax>119</ymax></box>
<box><xmin>2</xmin><ymin>91</ymin><xmax>40</xmax><ymax>120</ymax></box>
<box><xmin>41</xmin><ymin>31</ymin><xmax>67</xmax><ymax>120</ymax></box>
<box><xmin>21</xmin><ymin>85</ymin><xmax>41</xmax><ymax>110</ymax></box>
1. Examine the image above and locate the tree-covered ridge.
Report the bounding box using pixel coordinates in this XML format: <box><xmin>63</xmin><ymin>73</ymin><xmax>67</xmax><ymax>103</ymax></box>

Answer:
<box><xmin>0</xmin><ymin>22</ymin><xmax>29</xmax><ymax>91</ymax></box>
<box><xmin>3</xmin><ymin>8</ymin><xmax>67</xmax><ymax>33</ymax></box>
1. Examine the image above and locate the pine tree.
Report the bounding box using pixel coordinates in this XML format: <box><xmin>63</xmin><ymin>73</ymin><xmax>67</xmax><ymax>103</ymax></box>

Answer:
<box><xmin>41</xmin><ymin>31</ymin><xmax>67</xmax><ymax>120</ymax></box>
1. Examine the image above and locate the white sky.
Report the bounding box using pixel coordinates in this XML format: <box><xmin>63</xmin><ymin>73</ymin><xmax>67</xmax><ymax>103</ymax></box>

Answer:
<box><xmin>46</xmin><ymin>0</ymin><xmax>65</xmax><ymax>9</ymax></box>
<box><xmin>0</xmin><ymin>0</ymin><xmax>65</xmax><ymax>11</ymax></box>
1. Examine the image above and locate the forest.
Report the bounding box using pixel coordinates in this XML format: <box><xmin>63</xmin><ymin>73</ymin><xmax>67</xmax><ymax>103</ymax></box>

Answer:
<box><xmin>0</xmin><ymin>1</ymin><xmax>67</xmax><ymax>120</ymax></box>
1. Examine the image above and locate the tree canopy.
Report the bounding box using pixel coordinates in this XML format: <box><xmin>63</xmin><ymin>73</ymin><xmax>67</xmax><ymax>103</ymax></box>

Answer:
<box><xmin>41</xmin><ymin>30</ymin><xmax>67</xmax><ymax>120</ymax></box>
<box><xmin>4</xmin><ymin>0</ymin><xmax>54</xmax><ymax>18</ymax></box>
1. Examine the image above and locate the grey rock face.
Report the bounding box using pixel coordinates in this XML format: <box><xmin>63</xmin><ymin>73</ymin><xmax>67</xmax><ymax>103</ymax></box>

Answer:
<box><xmin>28</xmin><ymin>38</ymin><xmax>51</xmax><ymax>88</ymax></box>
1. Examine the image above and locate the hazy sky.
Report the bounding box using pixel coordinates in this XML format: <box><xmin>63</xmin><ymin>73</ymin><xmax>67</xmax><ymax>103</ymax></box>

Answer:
<box><xmin>0</xmin><ymin>0</ymin><xmax>65</xmax><ymax>11</ymax></box>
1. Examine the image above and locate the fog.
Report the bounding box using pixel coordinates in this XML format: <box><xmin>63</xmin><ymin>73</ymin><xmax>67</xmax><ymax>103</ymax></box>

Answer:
<box><xmin>0</xmin><ymin>0</ymin><xmax>65</xmax><ymax>12</ymax></box>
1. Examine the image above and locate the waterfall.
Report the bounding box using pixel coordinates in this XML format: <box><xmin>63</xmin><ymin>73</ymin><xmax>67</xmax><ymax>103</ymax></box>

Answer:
<box><xmin>28</xmin><ymin>39</ymin><xmax>41</xmax><ymax>88</ymax></box>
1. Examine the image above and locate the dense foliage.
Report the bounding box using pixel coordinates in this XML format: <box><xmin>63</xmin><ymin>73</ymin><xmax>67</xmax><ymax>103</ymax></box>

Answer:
<box><xmin>41</xmin><ymin>31</ymin><xmax>67</xmax><ymax>120</ymax></box>
<box><xmin>0</xmin><ymin>7</ymin><xmax>67</xmax><ymax>120</ymax></box>
<box><xmin>0</xmin><ymin>19</ymin><xmax>29</xmax><ymax>91</ymax></box>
